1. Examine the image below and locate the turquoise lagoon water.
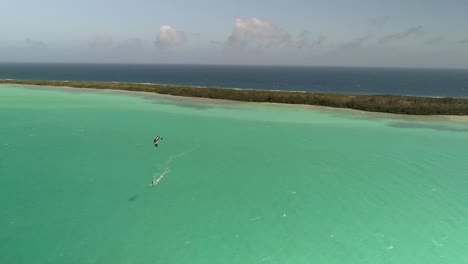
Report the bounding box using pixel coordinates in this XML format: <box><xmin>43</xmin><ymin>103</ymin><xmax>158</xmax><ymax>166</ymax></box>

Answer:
<box><xmin>0</xmin><ymin>84</ymin><xmax>467</xmax><ymax>264</ymax></box>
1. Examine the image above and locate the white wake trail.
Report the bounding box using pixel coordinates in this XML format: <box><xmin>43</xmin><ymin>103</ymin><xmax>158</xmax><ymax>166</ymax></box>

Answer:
<box><xmin>149</xmin><ymin>144</ymin><xmax>200</xmax><ymax>187</ymax></box>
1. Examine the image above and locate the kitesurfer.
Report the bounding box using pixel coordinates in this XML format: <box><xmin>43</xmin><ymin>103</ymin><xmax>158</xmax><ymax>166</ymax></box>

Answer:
<box><xmin>153</xmin><ymin>135</ymin><xmax>163</xmax><ymax>147</ymax></box>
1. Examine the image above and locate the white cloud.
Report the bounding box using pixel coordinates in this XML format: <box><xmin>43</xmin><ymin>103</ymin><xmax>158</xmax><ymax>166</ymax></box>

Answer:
<box><xmin>88</xmin><ymin>35</ymin><xmax>113</xmax><ymax>48</ymax></box>
<box><xmin>209</xmin><ymin>40</ymin><xmax>222</xmax><ymax>45</ymax></box>
<box><xmin>369</xmin><ymin>16</ymin><xmax>391</xmax><ymax>28</ymax></box>
<box><xmin>156</xmin><ymin>25</ymin><xmax>187</xmax><ymax>49</ymax></box>
<box><xmin>226</xmin><ymin>18</ymin><xmax>291</xmax><ymax>49</ymax></box>
<box><xmin>378</xmin><ymin>26</ymin><xmax>424</xmax><ymax>45</ymax></box>
<box><xmin>297</xmin><ymin>31</ymin><xmax>325</xmax><ymax>49</ymax></box>
<box><xmin>25</xmin><ymin>38</ymin><xmax>46</xmax><ymax>49</ymax></box>
<box><xmin>118</xmin><ymin>38</ymin><xmax>144</xmax><ymax>51</ymax></box>
<box><xmin>424</xmin><ymin>36</ymin><xmax>445</xmax><ymax>45</ymax></box>
<box><xmin>341</xmin><ymin>34</ymin><xmax>373</xmax><ymax>49</ymax></box>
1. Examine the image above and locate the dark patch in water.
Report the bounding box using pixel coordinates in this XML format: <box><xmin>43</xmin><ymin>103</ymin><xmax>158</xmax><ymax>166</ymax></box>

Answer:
<box><xmin>128</xmin><ymin>195</ymin><xmax>138</xmax><ymax>202</ymax></box>
<box><xmin>148</xmin><ymin>98</ymin><xmax>242</xmax><ymax>110</ymax></box>
<box><xmin>388</xmin><ymin>121</ymin><xmax>468</xmax><ymax>132</ymax></box>
<box><xmin>154</xmin><ymin>100</ymin><xmax>214</xmax><ymax>110</ymax></box>
<box><xmin>350</xmin><ymin>112</ymin><xmax>451</xmax><ymax>122</ymax></box>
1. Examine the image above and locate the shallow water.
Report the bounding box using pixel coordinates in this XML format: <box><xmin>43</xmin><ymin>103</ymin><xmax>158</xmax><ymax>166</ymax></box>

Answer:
<box><xmin>1</xmin><ymin>85</ymin><xmax>467</xmax><ymax>264</ymax></box>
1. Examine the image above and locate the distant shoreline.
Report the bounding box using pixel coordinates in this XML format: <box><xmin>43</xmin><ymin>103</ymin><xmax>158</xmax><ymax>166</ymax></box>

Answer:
<box><xmin>2</xmin><ymin>79</ymin><xmax>468</xmax><ymax>115</ymax></box>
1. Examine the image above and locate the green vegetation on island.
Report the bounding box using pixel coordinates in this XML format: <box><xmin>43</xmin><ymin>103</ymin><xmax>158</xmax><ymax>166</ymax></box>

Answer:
<box><xmin>2</xmin><ymin>79</ymin><xmax>468</xmax><ymax>115</ymax></box>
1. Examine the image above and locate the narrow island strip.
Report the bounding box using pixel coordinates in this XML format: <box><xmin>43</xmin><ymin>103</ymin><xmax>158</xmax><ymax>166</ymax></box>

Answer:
<box><xmin>1</xmin><ymin>79</ymin><xmax>468</xmax><ymax>115</ymax></box>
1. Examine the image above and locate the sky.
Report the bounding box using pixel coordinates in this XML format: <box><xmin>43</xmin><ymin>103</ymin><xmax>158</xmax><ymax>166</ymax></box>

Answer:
<box><xmin>1</xmin><ymin>0</ymin><xmax>467</xmax><ymax>68</ymax></box>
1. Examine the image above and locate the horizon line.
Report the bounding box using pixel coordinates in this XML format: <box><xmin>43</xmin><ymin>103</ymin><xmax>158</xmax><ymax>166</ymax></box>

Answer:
<box><xmin>0</xmin><ymin>61</ymin><xmax>467</xmax><ymax>71</ymax></box>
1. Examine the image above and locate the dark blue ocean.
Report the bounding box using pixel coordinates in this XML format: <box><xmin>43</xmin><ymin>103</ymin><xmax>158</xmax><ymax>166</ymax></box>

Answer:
<box><xmin>1</xmin><ymin>63</ymin><xmax>468</xmax><ymax>97</ymax></box>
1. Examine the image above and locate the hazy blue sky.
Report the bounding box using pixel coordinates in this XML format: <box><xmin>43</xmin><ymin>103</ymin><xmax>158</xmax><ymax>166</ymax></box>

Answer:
<box><xmin>1</xmin><ymin>0</ymin><xmax>467</xmax><ymax>68</ymax></box>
